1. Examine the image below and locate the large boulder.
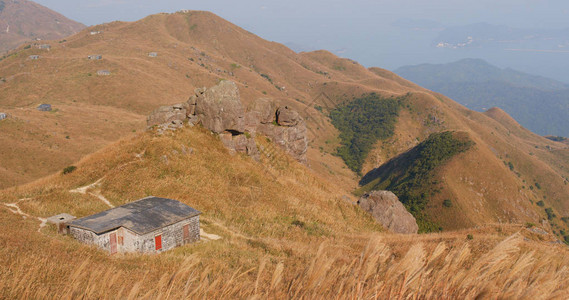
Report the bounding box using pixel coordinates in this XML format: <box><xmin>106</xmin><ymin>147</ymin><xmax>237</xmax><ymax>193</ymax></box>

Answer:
<box><xmin>195</xmin><ymin>80</ymin><xmax>245</xmax><ymax>133</ymax></box>
<box><xmin>147</xmin><ymin>104</ymin><xmax>187</xmax><ymax>128</ymax></box>
<box><xmin>257</xmin><ymin>120</ymin><xmax>308</xmax><ymax>164</ymax></box>
<box><xmin>357</xmin><ymin>191</ymin><xmax>418</xmax><ymax>234</ymax></box>
<box><xmin>250</xmin><ymin>98</ymin><xmax>276</xmax><ymax>124</ymax></box>
<box><xmin>276</xmin><ymin>106</ymin><xmax>301</xmax><ymax>126</ymax></box>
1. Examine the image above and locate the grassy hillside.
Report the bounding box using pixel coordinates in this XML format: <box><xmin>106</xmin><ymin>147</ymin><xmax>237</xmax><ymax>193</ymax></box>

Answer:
<box><xmin>1</xmin><ymin>126</ymin><xmax>569</xmax><ymax>298</ymax></box>
<box><xmin>358</xmin><ymin>131</ymin><xmax>474</xmax><ymax>232</ymax></box>
<box><xmin>1</xmin><ymin>10</ymin><xmax>569</xmax><ymax>238</ymax></box>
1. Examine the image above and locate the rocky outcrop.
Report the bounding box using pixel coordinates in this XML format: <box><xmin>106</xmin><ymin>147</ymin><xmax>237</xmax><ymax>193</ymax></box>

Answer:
<box><xmin>147</xmin><ymin>104</ymin><xmax>187</xmax><ymax>128</ymax></box>
<box><xmin>195</xmin><ymin>81</ymin><xmax>245</xmax><ymax>134</ymax></box>
<box><xmin>146</xmin><ymin>80</ymin><xmax>308</xmax><ymax>163</ymax></box>
<box><xmin>357</xmin><ymin>191</ymin><xmax>418</xmax><ymax>234</ymax></box>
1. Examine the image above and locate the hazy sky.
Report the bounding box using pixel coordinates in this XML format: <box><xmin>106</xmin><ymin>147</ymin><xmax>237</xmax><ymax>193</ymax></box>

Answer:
<box><xmin>33</xmin><ymin>0</ymin><xmax>569</xmax><ymax>80</ymax></box>
<box><xmin>34</xmin><ymin>0</ymin><xmax>569</xmax><ymax>28</ymax></box>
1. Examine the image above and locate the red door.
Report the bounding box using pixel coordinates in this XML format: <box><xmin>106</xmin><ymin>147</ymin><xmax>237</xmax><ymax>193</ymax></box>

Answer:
<box><xmin>109</xmin><ymin>232</ymin><xmax>117</xmax><ymax>254</ymax></box>
<box><xmin>155</xmin><ymin>235</ymin><xmax>162</xmax><ymax>251</ymax></box>
<box><xmin>183</xmin><ymin>224</ymin><xmax>190</xmax><ymax>243</ymax></box>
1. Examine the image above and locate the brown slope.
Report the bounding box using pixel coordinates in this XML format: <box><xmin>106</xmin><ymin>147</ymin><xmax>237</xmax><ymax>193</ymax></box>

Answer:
<box><xmin>0</xmin><ymin>0</ymin><xmax>85</xmax><ymax>53</ymax></box>
<box><xmin>0</xmin><ymin>11</ymin><xmax>568</xmax><ymax>236</ymax></box>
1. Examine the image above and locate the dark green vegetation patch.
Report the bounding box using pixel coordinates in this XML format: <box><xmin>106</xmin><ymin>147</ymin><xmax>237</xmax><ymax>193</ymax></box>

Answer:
<box><xmin>357</xmin><ymin>131</ymin><xmax>474</xmax><ymax>233</ymax></box>
<box><xmin>330</xmin><ymin>93</ymin><xmax>403</xmax><ymax>174</ymax></box>
<box><xmin>62</xmin><ymin>166</ymin><xmax>77</xmax><ymax>175</ymax></box>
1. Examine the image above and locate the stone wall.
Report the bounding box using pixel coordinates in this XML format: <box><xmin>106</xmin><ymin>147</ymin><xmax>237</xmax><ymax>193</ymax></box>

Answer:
<box><xmin>70</xmin><ymin>227</ymin><xmax>110</xmax><ymax>250</ymax></box>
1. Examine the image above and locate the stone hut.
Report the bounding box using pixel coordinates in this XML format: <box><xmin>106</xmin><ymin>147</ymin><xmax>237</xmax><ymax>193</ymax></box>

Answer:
<box><xmin>0</xmin><ymin>113</ymin><xmax>7</xmax><ymax>120</ymax></box>
<box><xmin>29</xmin><ymin>55</ymin><xmax>40</xmax><ymax>60</ymax></box>
<box><xmin>37</xmin><ymin>44</ymin><xmax>51</xmax><ymax>50</ymax></box>
<box><xmin>148</xmin><ymin>52</ymin><xmax>158</xmax><ymax>57</ymax></box>
<box><xmin>37</xmin><ymin>104</ymin><xmax>52</xmax><ymax>111</ymax></box>
<box><xmin>67</xmin><ymin>196</ymin><xmax>201</xmax><ymax>254</ymax></box>
<box><xmin>88</xmin><ymin>55</ymin><xmax>102</xmax><ymax>60</ymax></box>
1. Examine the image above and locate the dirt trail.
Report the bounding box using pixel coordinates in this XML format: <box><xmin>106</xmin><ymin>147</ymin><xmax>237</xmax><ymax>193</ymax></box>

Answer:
<box><xmin>200</xmin><ymin>228</ymin><xmax>222</xmax><ymax>241</ymax></box>
<box><xmin>3</xmin><ymin>201</ymin><xmax>47</xmax><ymax>232</ymax></box>
<box><xmin>69</xmin><ymin>178</ymin><xmax>114</xmax><ymax>208</ymax></box>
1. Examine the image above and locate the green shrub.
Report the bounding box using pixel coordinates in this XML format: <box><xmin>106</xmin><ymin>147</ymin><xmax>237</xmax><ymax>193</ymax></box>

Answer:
<box><xmin>467</xmin><ymin>234</ymin><xmax>473</xmax><ymax>240</ymax></box>
<box><xmin>291</xmin><ymin>219</ymin><xmax>305</xmax><ymax>228</ymax></box>
<box><xmin>330</xmin><ymin>93</ymin><xmax>403</xmax><ymax>174</ymax></box>
<box><xmin>545</xmin><ymin>207</ymin><xmax>556</xmax><ymax>220</ymax></box>
<box><xmin>260</xmin><ymin>74</ymin><xmax>272</xmax><ymax>83</ymax></box>
<box><xmin>443</xmin><ymin>199</ymin><xmax>452</xmax><ymax>208</ymax></box>
<box><xmin>62</xmin><ymin>166</ymin><xmax>77</xmax><ymax>175</ymax></box>
<box><xmin>537</xmin><ymin>200</ymin><xmax>545</xmax><ymax>207</ymax></box>
<box><xmin>525</xmin><ymin>222</ymin><xmax>535</xmax><ymax>228</ymax></box>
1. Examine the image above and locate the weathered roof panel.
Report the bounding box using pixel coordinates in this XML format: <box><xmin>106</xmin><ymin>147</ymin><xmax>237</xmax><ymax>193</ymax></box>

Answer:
<box><xmin>68</xmin><ymin>196</ymin><xmax>200</xmax><ymax>235</ymax></box>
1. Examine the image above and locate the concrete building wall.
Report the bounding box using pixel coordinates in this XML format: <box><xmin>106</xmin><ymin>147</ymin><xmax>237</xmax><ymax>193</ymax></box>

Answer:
<box><xmin>137</xmin><ymin>216</ymin><xmax>200</xmax><ymax>253</ymax></box>
<box><xmin>70</xmin><ymin>227</ymin><xmax>111</xmax><ymax>250</ymax></box>
<box><xmin>69</xmin><ymin>215</ymin><xmax>200</xmax><ymax>254</ymax></box>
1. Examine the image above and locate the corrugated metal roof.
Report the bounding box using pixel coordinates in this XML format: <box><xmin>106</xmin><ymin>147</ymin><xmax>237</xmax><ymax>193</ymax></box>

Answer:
<box><xmin>68</xmin><ymin>196</ymin><xmax>200</xmax><ymax>235</ymax></box>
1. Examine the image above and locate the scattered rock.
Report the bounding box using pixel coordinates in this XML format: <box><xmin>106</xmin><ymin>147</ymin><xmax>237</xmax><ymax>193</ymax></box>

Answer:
<box><xmin>180</xmin><ymin>144</ymin><xmax>194</xmax><ymax>155</ymax></box>
<box><xmin>529</xmin><ymin>227</ymin><xmax>548</xmax><ymax>235</ymax></box>
<box><xmin>37</xmin><ymin>104</ymin><xmax>52</xmax><ymax>111</ymax></box>
<box><xmin>0</xmin><ymin>113</ymin><xmax>6</xmax><ymax>120</ymax></box>
<box><xmin>357</xmin><ymin>191</ymin><xmax>418</xmax><ymax>234</ymax></box>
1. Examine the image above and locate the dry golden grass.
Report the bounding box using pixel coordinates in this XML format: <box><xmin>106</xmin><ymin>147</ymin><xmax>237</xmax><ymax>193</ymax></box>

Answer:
<box><xmin>1</xmin><ymin>126</ymin><xmax>569</xmax><ymax>299</ymax></box>
<box><xmin>2</xmin><ymin>202</ymin><xmax>568</xmax><ymax>299</ymax></box>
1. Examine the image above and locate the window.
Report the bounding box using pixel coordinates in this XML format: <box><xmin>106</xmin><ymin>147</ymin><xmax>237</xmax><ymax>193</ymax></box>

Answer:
<box><xmin>155</xmin><ymin>235</ymin><xmax>162</xmax><ymax>251</ymax></box>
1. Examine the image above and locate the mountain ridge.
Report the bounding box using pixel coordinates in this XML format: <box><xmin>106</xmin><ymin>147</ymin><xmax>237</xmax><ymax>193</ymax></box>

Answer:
<box><xmin>395</xmin><ymin>58</ymin><xmax>569</xmax><ymax>136</ymax></box>
<box><xmin>0</xmin><ymin>0</ymin><xmax>85</xmax><ymax>53</ymax></box>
